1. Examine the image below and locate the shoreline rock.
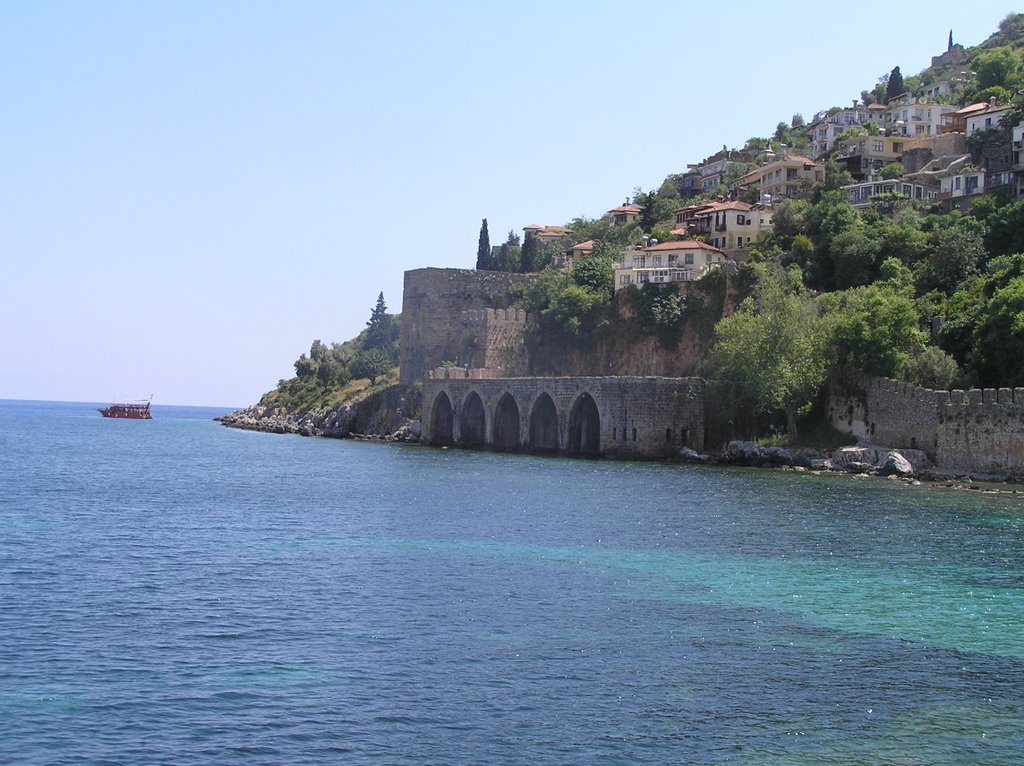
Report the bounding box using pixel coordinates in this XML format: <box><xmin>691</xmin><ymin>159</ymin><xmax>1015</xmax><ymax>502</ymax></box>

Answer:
<box><xmin>216</xmin><ymin>385</ymin><xmax>422</xmax><ymax>444</ymax></box>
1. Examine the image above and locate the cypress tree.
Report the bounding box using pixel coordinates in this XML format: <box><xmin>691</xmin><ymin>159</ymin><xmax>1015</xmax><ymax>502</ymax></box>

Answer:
<box><xmin>476</xmin><ymin>218</ymin><xmax>491</xmax><ymax>270</ymax></box>
<box><xmin>520</xmin><ymin>231</ymin><xmax>539</xmax><ymax>273</ymax></box>
<box><xmin>885</xmin><ymin>66</ymin><xmax>904</xmax><ymax>102</ymax></box>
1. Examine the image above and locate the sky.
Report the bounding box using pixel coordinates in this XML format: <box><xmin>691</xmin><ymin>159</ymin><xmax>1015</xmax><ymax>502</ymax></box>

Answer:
<box><xmin>1</xmin><ymin>1</ymin><xmax>1019</xmax><ymax>407</ymax></box>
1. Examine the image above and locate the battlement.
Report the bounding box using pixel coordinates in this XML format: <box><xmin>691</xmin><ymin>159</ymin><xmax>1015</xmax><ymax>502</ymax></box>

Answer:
<box><xmin>829</xmin><ymin>368</ymin><xmax>1024</xmax><ymax>476</ymax></box>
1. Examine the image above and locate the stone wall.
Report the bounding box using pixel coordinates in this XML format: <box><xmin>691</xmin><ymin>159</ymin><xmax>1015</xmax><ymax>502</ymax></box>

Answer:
<box><xmin>400</xmin><ymin>268</ymin><xmax>535</xmax><ymax>384</ymax></box>
<box><xmin>828</xmin><ymin>368</ymin><xmax>1024</xmax><ymax>477</ymax></box>
<box><xmin>423</xmin><ymin>375</ymin><xmax>706</xmax><ymax>459</ymax></box>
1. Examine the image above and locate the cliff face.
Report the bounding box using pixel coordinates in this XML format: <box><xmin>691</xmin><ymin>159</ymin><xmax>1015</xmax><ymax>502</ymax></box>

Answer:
<box><xmin>217</xmin><ymin>384</ymin><xmax>422</xmax><ymax>441</ymax></box>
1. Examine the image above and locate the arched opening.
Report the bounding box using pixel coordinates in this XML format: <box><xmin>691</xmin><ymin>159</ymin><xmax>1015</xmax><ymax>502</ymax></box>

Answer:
<box><xmin>430</xmin><ymin>392</ymin><xmax>453</xmax><ymax>446</ymax></box>
<box><xmin>528</xmin><ymin>392</ymin><xmax>559</xmax><ymax>453</ymax></box>
<box><xmin>458</xmin><ymin>391</ymin><xmax>486</xmax><ymax>448</ymax></box>
<box><xmin>493</xmin><ymin>392</ymin><xmax>521</xmax><ymax>451</ymax></box>
<box><xmin>567</xmin><ymin>392</ymin><xmax>601</xmax><ymax>457</ymax></box>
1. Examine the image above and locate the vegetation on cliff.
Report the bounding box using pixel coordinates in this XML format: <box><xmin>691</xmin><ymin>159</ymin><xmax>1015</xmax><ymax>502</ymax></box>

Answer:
<box><xmin>260</xmin><ymin>293</ymin><xmax>404</xmax><ymax>413</ymax></box>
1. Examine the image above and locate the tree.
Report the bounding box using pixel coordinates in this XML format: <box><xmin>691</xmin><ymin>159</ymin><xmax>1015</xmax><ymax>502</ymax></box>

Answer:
<box><xmin>519</xmin><ymin>231</ymin><xmax>539</xmax><ymax>273</ymax></box>
<box><xmin>350</xmin><ymin>347</ymin><xmax>392</xmax><ymax>386</ymax></box>
<box><xmin>877</xmin><ymin>163</ymin><xmax>904</xmax><ymax>180</ymax></box>
<box><xmin>903</xmin><ymin>346</ymin><xmax>963</xmax><ymax>389</ymax></box>
<box><xmin>364</xmin><ymin>292</ymin><xmax>398</xmax><ymax>353</ymax></box>
<box><xmin>822</xmin><ymin>284</ymin><xmax>927</xmax><ymax>379</ymax></box>
<box><xmin>916</xmin><ymin>221</ymin><xmax>986</xmax><ymax>294</ymax></box>
<box><xmin>709</xmin><ymin>266</ymin><xmax>831</xmax><ymax>440</ymax></box>
<box><xmin>476</xmin><ymin>218</ymin><xmax>491</xmax><ymax>270</ymax></box>
<box><xmin>973</xmin><ymin>47</ymin><xmax>1022</xmax><ymax>91</ymax></box>
<box><xmin>493</xmin><ymin>230</ymin><xmax>521</xmax><ymax>272</ymax></box>
<box><xmin>886</xmin><ymin>66</ymin><xmax>904</xmax><ymax>102</ymax></box>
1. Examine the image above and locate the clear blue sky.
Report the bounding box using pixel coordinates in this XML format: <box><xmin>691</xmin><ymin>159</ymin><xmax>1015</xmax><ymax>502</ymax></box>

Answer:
<box><xmin>1</xmin><ymin>1</ymin><xmax>1017</xmax><ymax>407</ymax></box>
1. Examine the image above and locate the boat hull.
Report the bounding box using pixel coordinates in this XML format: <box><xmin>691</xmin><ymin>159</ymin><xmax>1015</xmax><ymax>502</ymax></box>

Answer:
<box><xmin>97</xmin><ymin>403</ymin><xmax>153</xmax><ymax>419</ymax></box>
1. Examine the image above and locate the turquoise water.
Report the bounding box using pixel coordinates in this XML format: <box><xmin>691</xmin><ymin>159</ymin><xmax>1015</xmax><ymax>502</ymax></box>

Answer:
<box><xmin>1</xmin><ymin>399</ymin><xmax>1022</xmax><ymax>764</ymax></box>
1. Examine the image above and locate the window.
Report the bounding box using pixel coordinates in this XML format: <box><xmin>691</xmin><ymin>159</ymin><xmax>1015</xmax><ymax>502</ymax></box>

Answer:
<box><xmin>684</xmin><ymin>253</ymin><xmax>694</xmax><ymax>265</ymax></box>
<box><xmin>653</xmin><ymin>255</ymin><xmax>662</xmax><ymax>267</ymax></box>
<box><xmin>893</xmin><ymin>142</ymin><xmax>903</xmax><ymax>153</ymax></box>
<box><xmin>633</xmin><ymin>255</ymin><xmax>644</xmax><ymax>267</ymax></box>
<box><xmin>619</xmin><ymin>274</ymin><xmax>631</xmax><ymax>285</ymax></box>
<box><xmin>632</xmin><ymin>428</ymin><xmax>637</xmax><ymax>442</ymax></box>
<box><xmin>668</xmin><ymin>254</ymin><xmax>678</xmax><ymax>265</ymax></box>
<box><xmin>736</xmin><ymin>214</ymin><xmax>746</xmax><ymax>225</ymax></box>
<box><xmin>872</xmin><ymin>140</ymin><xmax>884</xmax><ymax>152</ymax></box>
<box><xmin>954</xmin><ymin>176</ymin><xmax>961</xmax><ymax>190</ymax></box>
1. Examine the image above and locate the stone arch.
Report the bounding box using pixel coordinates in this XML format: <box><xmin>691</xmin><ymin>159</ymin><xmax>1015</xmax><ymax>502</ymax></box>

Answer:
<box><xmin>458</xmin><ymin>391</ymin><xmax>486</xmax><ymax>448</ymax></box>
<box><xmin>430</xmin><ymin>391</ymin><xmax>453</xmax><ymax>446</ymax></box>
<box><xmin>493</xmin><ymin>392</ymin><xmax>521</xmax><ymax>451</ymax></box>
<box><xmin>528</xmin><ymin>392</ymin><xmax>559</xmax><ymax>453</ymax></box>
<box><xmin>567</xmin><ymin>391</ymin><xmax>601</xmax><ymax>457</ymax></box>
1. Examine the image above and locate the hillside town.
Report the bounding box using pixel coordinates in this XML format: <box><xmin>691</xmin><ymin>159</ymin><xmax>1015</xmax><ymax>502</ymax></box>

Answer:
<box><xmin>489</xmin><ymin>27</ymin><xmax>1024</xmax><ymax>290</ymax></box>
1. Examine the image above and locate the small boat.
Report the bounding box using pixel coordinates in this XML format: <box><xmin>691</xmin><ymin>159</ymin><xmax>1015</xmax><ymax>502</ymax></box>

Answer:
<box><xmin>97</xmin><ymin>399</ymin><xmax>153</xmax><ymax>419</ymax></box>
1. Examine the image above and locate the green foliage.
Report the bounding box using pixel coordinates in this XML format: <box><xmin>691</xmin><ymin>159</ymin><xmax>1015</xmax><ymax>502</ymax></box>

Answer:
<box><xmin>877</xmin><ymin>163</ymin><xmax>904</xmax><ymax>180</ymax></box>
<box><xmin>634</xmin><ymin>283</ymin><xmax>687</xmax><ymax>347</ymax></box>
<box><xmin>972</xmin><ymin>46</ymin><xmax>1023</xmax><ymax>92</ymax></box>
<box><xmin>350</xmin><ymin>347</ymin><xmax>392</xmax><ymax>385</ymax></box>
<box><xmin>571</xmin><ymin>254</ymin><xmax>614</xmax><ymax>296</ymax></box>
<box><xmin>513</xmin><ymin>262</ymin><xmax>614</xmax><ymax>343</ymax></box>
<box><xmin>710</xmin><ymin>265</ymin><xmax>831</xmax><ymax>438</ymax></box>
<box><xmin>492</xmin><ymin>230</ymin><xmax>521</xmax><ymax>273</ymax></box>
<box><xmin>903</xmin><ymin>346</ymin><xmax>964</xmax><ymax>389</ymax></box>
<box><xmin>983</xmin><ymin>199</ymin><xmax>1024</xmax><ymax>258</ymax></box>
<box><xmin>821</xmin><ymin>283</ymin><xmax>927</xmax><ymax>378</ymax></box>
<box><xmin>915</xmin><ymin>219</ymin><xmax>986</xmax><ymax>294</ymax></box>
<box><xmin>363</xmin><ymin>292</ymin><xmax>400</xmax><ymax>361</ymax></box>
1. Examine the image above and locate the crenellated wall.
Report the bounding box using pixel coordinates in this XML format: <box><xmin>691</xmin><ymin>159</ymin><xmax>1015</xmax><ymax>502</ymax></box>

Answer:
<box><xmin>829</xmin><ymin>368</ymin><xmax>1024</xmax><ymax>477</ymax></box>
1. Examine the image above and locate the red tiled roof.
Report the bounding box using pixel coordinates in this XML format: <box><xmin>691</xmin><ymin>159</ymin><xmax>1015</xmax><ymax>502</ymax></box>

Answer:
<box><xmin>695</xmin><ymin>200</ymin><xmax>753</xmax><ymax>214</ymax></box>
<box><xmin>573</xmin><ymin>240</ymin><xmax>595</xmax><ymax>250</ymax></box>
<box><xmin>608</xmin><ymin>204</ymin><xmax>642</xmax><ymax>214</ymax></box>
<box><xmin>643</xmin><ymin>240</ymin><xmax>724</xmax><ymax>253</ymax></box>
<box><xmin>672</xmin><ymin>203</ymin><xmax>713</xmax><ymax>215</ymax></box>
<box><xmin>523</xmin><ymin>224</ymin><xmax>542</xmax><ymax>230</ymax></box>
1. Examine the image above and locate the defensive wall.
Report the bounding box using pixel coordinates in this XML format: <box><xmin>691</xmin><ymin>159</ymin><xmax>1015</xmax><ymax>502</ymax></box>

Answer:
<box><xmin>829</xmin><ymin>368</ymin><xmax>1024</xmax><ymax>476</ymax></box>
<box><xmin>400</xmin><ymin>268</ymin><xmax>535</xmax><ymax>384</ymax></box>
<box><xmin>422</xmin><ymin>371</ymin><xmax>706</xmax><ymax>460</ymax></box>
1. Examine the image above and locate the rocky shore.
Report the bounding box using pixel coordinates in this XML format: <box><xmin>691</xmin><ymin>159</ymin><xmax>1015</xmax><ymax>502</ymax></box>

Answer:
<box><xmin>216</xmin><ymin>384</ymin><xmax>422</xmax><ymax>443</ymax></box>
<box><xmin>683</xmin><ymin>440</ymin><xmax>1022</xmax><ymax>490</ymax></box>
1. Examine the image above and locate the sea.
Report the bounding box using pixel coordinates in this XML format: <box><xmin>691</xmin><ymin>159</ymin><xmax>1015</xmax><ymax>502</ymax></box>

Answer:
<box><xmin>1</xmin><ymin>399</ymin><xmax>1023</xmax><ymax>765</ymax></box>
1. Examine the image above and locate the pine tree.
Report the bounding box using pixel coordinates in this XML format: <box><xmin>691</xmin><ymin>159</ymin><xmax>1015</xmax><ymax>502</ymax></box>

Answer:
<box><xmin>476</xmin><ymin>218</ymin><xmax>491</xmax><ymax>270</ymax></box>
<box><xmin>364</xmin><ymin>292</ymin><xmax>397</xmax><ymax>352</ymax></box>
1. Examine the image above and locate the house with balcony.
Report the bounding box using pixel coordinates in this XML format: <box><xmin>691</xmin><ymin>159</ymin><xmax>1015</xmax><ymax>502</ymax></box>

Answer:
<box><xmin>607</xmin><ymin>202</ymin><xmax>642</xmax><ymax>226</ymax></box>
<box><xmin>841</xmin><ymin>178</ymin><xmax>939</xmax><ymax>209</ymax></box>
<box><xmin>613</xmin><ymin>241</ymin><xmax>727</xmax><ymax>291</ymax></box>
<box><xmin>883</xmin><ymin>97</ymin><xmax>957</xmax><ymax>138</ymax></box>
<box><xmin>835</xmin><ymin>135</ymin><xmax>905</xmax><ymax>181</ymax></box>
<box><xmin>672</xmin><ymin>201</ymin><xmax>773</xmax><ymax>257</ymax></box>
<box><xmin>808</xmin><ymin>104</ymin><xmax>876</xmax><ymax>158</ymax></box>
<box><xmin>754</xmin><ymin>155</ymin><xmax>822</xmax><ymax>201</ymax></box>
<box><xmin>941</xmin><ymin>101</ymin><xmax>1013</xmax><ymax>135</ymax></box>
